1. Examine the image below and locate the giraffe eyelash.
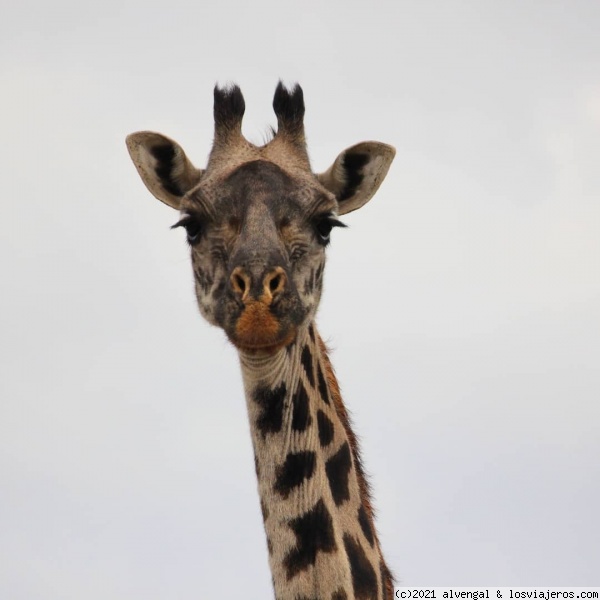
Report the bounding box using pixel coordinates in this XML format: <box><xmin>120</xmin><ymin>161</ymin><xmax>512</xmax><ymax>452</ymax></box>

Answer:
<box><xmin>313</xmin><ymin>214</ymin><xmax>347</xmax><ymax>245</ymax></box>
<box><xmin>171</xmin><ymin>214</ymin><xmax>204</xmax><ymax>245</ymax></box>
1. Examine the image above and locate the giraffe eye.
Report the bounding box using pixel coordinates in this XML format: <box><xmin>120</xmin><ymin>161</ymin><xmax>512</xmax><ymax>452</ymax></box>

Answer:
<box><xmin>314</xmin><ymin>215</ymin><xmax>346</xmax><ymax>245</ymax></box>
<box><xmin>172</xmin><ymin>215</ymin><xmax>203</xmax><ymax>245</ymax></box>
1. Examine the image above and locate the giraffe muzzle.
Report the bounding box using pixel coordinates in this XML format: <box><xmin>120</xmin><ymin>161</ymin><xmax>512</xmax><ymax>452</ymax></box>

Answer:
<box><xmin>230</xmin><ymin>266</ymin><xmax>287</xmax><ymax>306</ymax></box>
<box><xmin>226</xmin><ymin>265</ymin><xmax>299</xmax><ymax>353</ymax></box>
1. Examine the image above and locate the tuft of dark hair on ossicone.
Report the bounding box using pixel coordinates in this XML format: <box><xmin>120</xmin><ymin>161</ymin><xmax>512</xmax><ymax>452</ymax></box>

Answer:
<box><xmin>273</xmin><ymin>81</ymin><xmax>305</xmax><ymax>135</ymax></box>
<box><xmin>213</xmin><ymin>84</ymin><xmax>246</xmax><ymax>131</ymax></box>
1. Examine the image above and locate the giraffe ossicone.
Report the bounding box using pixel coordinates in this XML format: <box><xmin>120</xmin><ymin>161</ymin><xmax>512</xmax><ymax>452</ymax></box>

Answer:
<box><xmin>127</xmin><ymin>82</ymin><xmax>395</xmax><ymax>600</ymax></box>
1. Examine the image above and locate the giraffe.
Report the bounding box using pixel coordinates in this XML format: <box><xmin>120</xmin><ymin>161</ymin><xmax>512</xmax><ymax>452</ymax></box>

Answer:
<box><xmin>126</xmin><ymin>83</ymin><xmax>395</xmax><ymax>600</ymax></box>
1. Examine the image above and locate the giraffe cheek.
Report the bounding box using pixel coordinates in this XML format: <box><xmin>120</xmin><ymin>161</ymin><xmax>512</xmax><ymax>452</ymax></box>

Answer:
<box><xmin>194</xmin><ymin>281</ymin><xmax>224</xmax><ymax>327</ymax></box>
<box><xmin>295</xmin><ymin>270</ymin><xmax>322</xmax><ymax>315</ymax></box>
<box><xmin>196</xmin><ymin>299</ymin><xmax>217</xmax><ymax>326</ymax></box>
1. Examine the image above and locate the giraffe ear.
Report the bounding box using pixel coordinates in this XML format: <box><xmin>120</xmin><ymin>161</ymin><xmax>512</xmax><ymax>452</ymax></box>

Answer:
<box><xmin>316</xmin><ymin>142</ymin><xmax>395</xmax><ymax>215</ymax></box>
<box><xmin>126</xmin><ymin>131</ymin><xmax>204</xmax><ymax>209</ymax></box>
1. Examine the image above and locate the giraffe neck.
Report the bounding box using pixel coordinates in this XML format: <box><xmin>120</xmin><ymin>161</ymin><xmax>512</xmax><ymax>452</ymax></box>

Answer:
<box><xmin>239</xmin><ymin>323</ymin><xmax>393</xmax><ymax>600</ymax></box>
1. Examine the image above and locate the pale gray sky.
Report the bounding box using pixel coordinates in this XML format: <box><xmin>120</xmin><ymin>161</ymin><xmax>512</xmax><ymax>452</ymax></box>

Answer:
<box><xmin>1</xmin><ymin>0</ymin><xmax>599</xmax><ymax>596</ymax></box>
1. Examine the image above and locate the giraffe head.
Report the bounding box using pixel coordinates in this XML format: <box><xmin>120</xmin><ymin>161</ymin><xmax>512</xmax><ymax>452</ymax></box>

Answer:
<box><xmin>127</xmin><ymin>83</ymin><xmax>394</xmax><ymax>354</ymax></box>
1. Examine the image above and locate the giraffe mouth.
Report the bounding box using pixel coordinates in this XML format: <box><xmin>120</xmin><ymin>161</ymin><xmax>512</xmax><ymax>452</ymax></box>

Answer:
<box><xmin>229</xmin><ymin>300</ymin><xmax>298</xmax><ymax>354</ymax></box>
<box><xmin>233</xmin><ymin>332</ymin><xmax>297</xmax><ymax>355</ymax></box>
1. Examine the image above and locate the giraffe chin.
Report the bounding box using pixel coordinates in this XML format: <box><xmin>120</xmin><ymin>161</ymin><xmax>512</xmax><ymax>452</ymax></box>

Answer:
<box><xmin>230</xmin><ymin>300</ymin><xmax>297</xmax><ymax>355</ymax></box>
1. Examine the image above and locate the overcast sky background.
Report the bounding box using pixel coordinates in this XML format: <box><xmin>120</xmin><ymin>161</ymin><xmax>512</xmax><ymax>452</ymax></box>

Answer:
<box><xmin>1</xmin><ymin>1</ymin><xmax>599</xmax><ymax>597</ymax></box>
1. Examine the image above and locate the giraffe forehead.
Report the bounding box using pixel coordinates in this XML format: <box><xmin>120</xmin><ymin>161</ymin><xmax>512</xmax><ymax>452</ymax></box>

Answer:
<box><xmin>223</xmin><ymin>160</ymin><xmax>301</xmax><ymax>206</ymax></box>
<box><xmin>189</xmin><ymin>159</ymin><xmax>336</xmax><ymax>218</ymax></box>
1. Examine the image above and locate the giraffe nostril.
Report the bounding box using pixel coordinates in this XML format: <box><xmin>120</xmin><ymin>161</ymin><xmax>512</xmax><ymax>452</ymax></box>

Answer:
<box><xmin>234</xmin><ymin>274</ymin><xmax>246</xmax><ymax>294</ymax></box>
<box><xmin>230</xmin><ymin>267</ymin><xmax>251</xmax><ymax>300</ymax></box>
<box><xmin>269</xmin><ymin>274</ymin><xmax>281</xmax><ymax>293</ymax></box>
<box><xmin>263</xmin><ymin>268</ymin><xmax>287</xmax><ymax>300</ymax></box>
